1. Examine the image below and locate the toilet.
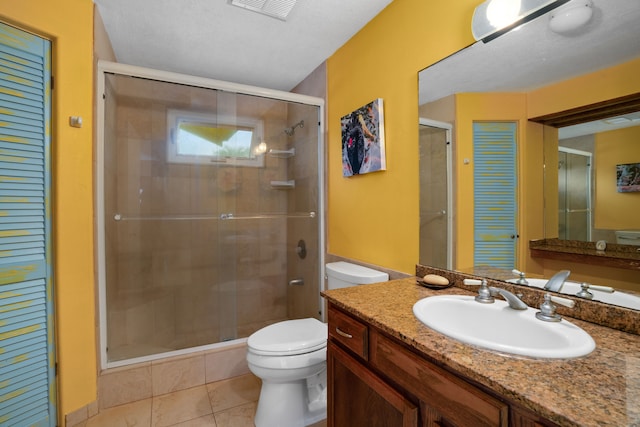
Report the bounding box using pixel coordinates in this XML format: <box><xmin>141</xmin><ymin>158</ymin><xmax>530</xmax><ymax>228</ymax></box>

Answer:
<box><xmin>246</xmin><ymin>261</ymin><xmax>389</xmax><ymax>427</ymax></box>
<box><xmin>615</xmin><ymin>230</ymin><xmax>640</xmax><ymax>246</ymax></box>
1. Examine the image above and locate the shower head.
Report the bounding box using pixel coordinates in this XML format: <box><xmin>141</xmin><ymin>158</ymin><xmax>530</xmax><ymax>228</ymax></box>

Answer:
<box><xmin>284</xmin><ymin>120</ymin><xmax>304</xmax><ymax>136</ymax></box>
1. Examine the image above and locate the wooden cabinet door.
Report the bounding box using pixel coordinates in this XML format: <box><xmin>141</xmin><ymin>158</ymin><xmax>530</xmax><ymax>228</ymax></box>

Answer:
<box><xmin>328</xmin><ymin>341</ymin><xmax>417</xmax><ymax>427</ymax></box>
<box><xmin>370</xmin><ymin>330</ymin><xmax>508</xmax><ymax>427</ymax></box>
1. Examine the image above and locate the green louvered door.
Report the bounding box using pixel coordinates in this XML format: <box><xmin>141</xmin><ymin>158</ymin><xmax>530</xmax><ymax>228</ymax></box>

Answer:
<box><xmin>0</xmin><ymin>22</ymin><xmax>56</xmax><ymax>426</ymax></box>
<box><xmin>473</xmin><ymin>122</ymin><xmax>517</xmax><ymax>269</ymax></box>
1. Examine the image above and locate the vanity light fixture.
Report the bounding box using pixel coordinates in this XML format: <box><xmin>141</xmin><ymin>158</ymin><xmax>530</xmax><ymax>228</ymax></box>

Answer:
<box><xmin>228</xmin><ymin>0</ymin><xmax>298</xmax><ymax>21</ymax></box>
<box><xmin>548</xmin><ymin>0</ymin><xmax>594</xmax><ymax>34</ymax></box>
<box><xmin>472</xmin><ymin>0</ymin><xmax>571</xmax><ymax>42</ymax></box>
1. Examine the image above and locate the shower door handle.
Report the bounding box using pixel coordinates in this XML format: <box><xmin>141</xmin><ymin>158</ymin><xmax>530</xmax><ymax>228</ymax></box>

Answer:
<box><xmin>288</xmin><ymin>278</ymin><xmax>304</xmax><ymax>286</ymax></box>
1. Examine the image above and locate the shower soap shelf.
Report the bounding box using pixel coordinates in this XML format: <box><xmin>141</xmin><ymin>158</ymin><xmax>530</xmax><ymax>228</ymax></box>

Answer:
<box><xmin>270</xmin><ymin>180</ymin><xmax>295</xmax><ymax>189</ymax></box>
<box><xmin>268</xmin><ymin>148</ymin><xmax>295</xmax><ymax>158</ymax></box>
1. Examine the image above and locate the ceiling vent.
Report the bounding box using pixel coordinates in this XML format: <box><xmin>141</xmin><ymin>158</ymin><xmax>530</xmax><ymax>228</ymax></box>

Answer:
<box><xmin>228</xmin><ymin>0</ymin><xmax>298</xmax><ymax>21</ymax></box>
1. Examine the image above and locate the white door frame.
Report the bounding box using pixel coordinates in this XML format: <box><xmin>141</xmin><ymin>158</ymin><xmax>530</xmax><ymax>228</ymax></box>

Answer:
<box><xmin>419</xmin><ymin>118</ymin><xmax>453</xmax><ymax>270</ymax></box>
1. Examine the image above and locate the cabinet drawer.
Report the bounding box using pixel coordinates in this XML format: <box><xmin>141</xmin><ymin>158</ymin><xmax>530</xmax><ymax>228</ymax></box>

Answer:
<box><xmin>328</xmin><ymin>305</ymin><xmax>368</xmax><ymax>360</ymax></box>
<box><xmin>370</xmin><ymin>330</ymin><xmax>508</xmax><ymax>427</ymax></box>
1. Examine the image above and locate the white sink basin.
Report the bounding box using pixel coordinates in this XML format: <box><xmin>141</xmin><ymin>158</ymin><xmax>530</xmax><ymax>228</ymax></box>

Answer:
<box><xmin>507</xmin><ymin>278</ymin><xmax>640</xmax><ymax>310</ymax></box>
<box><xmin>413</xmin><ymin>295</ymin><xmax>595</xmax><ymax>359</ymax></box>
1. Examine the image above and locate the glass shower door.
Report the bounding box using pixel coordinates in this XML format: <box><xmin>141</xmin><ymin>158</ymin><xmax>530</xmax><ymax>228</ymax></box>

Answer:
<box><xmin>558</xmin><ymin>148</ymin><xmax>592</xmax><ymax>241</ymax></box>
<box><xmin>99</xmin><ymin>67</ymin><xmax>322</xmax><ymax>366</ymax></box>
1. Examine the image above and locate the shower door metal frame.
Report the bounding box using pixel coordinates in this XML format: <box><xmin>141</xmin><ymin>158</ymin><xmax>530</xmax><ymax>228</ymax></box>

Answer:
<box><xmin>95</xmin><ymin>60</ymin><xmax>326</xmax><ymax>369</ymax></box>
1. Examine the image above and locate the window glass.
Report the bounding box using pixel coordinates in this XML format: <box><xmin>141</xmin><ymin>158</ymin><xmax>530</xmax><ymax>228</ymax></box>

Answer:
<box><xmin>168</xmin><ymin>109</ymin><xmax>264</xmax><ymax>166</ymax></box>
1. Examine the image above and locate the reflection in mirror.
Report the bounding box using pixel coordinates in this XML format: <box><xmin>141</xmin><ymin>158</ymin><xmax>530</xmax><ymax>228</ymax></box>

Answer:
<box><xmin>558</xmin><ymin>146</ymin><xmax>592</xmax><ymax>241</ymax></box>
<box><xmin>418</xmin><ymin>0</ymin><xmax>640</xmax><ymax>310</ymax></box>
<box><xmin>419</xmin><ymin>119</ymin><xmax>452</xmax><ymax>269</ymax></box>
<box><xmin>545</xmin><ymin>111</ymin><xmax>640</xmax><ymax>245</ymax></box>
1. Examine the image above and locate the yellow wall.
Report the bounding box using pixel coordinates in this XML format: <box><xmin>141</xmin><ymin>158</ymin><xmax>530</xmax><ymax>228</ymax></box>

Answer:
<box><xmin>0</xmin><ymin>0</ymin><xmax>637</xmax><ymax>421</ymax></box>
<box><xmin>528</xmin><ymin>57</ymin><xmax>640</xmax><ymax>117</ymax></box>
<box><xmin>329</xmin><ymin>3</ymin><xmax>640</xmax><ymax>284</ymax></box>
<box><xmin>596</xmin><ymin>126</ymin><xmax>640</xmax><ymax>230</ymax></box>
<box><xmin>327</xmin><ymin>0</ymin><xmax>479</xmax><ymax>273</ymax></box>
<box><xmin>0</xmin><ymin>0</ymin><xmax>96</xmax><ymax>424</ymax></box>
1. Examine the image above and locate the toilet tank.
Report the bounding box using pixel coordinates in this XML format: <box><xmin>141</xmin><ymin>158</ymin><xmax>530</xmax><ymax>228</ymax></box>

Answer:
<box><xmin>615</xmin><ymin>230</ymin><xmax>640</xmax><ymax>246</ymax></box>
<box><xmin>325</xmin><ymin>261</ymin><xmax>389</xmax><ymax>290</ymax></box>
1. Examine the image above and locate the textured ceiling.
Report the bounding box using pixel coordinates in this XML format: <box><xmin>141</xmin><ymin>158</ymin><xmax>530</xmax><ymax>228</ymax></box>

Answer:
<box><xmin>419</xmin><ymin>0</ymin><xmax>640</xmax><ymax>105</ymax></box>
<box><xmin>94</xmin><ymin>0</ymin><xmax>394</xmax><ymax>91</ymax></box>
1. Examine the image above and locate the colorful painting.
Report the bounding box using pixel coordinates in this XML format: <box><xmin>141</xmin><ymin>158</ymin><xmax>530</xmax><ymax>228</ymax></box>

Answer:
<box><xmin>616</xmin><ymin>163</ymin><xmax>640</xmax><ymax>192</ymax></box>
<box><xmin>341</xmin><ymin>98</ymin><xmax>386</xmax><ymax>177</ymax></box>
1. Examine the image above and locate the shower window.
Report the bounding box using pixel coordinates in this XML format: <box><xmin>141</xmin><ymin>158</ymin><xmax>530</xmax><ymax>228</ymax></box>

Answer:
<box><xmin>168</xmin><ymin>109</ymin><xmax>265</xmax><ymax>166</ymax></box>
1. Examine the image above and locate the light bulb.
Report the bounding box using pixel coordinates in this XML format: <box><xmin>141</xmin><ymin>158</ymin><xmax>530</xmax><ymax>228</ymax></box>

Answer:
<box><xmin>487</xmin><ymin>0</ymin><xmax>523</xmax><ymax>29</ymax></box>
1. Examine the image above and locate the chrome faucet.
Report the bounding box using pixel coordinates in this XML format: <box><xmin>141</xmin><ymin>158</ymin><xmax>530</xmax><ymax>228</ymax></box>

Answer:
<box><xmin>463</xmin><ymin>279</ymin><xmax>528</xmax><ymax>310</ymax></box>
<box><xmin>489</xmin><ymin>287</ymin><xmax>528</xmax><ymax>310</ymax></box>
<box><xmin>544</xmin><ymin>270</ymin><xmax>571</xmax><ymax>292</ymax></box>
<box><xmin>536</xmin><ymin>293</ymin><xmax>575</xmax><ymax>322</ymax></box>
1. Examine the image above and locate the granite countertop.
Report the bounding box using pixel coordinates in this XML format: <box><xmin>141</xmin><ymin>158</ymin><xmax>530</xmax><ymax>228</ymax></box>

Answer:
<box><xmin>322</xmin><ymin>278</ymin><xmax>640</xmax><ymax>427</ymax></box>
<box><xmin>529</xmin><ymin>238</ymin><xmax>640</xmax><ymax>271</ymax></box>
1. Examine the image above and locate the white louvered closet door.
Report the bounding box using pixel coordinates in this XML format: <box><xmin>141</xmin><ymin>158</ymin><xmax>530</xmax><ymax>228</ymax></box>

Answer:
<box><xmin>473</xmin><ymin>122</ymin><xmax>517</xmax><ymax>269</ymax></box>
<box><xmin>0</xmin><ymin>22</ymin><xmax>56</xmax><ymax>426</ymax></box>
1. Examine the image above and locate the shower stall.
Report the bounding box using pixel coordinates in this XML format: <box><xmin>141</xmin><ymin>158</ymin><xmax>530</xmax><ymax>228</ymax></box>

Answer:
<box><xmin>96</xmin><ymin>62</ymin><xmax>324</xmax><ymax>368</ymax></box>
<box><xmin>558</xmin><ymin>147</ymin><xmax>592</xmax><ymax>241</ymax></box>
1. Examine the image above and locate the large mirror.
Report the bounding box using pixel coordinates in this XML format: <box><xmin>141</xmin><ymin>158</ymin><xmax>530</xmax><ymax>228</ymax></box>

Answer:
<box><xmin>418</xmin><ymin>0</ymin><xmax>640</xmax><ymax>309</ymax></box>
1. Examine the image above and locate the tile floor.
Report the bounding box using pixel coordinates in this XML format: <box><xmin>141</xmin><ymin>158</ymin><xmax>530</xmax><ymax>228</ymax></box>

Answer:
<box><xmin>81</xmin><ymin>373</ymin><xmax>327</xmax><ymax>427</ymax></box>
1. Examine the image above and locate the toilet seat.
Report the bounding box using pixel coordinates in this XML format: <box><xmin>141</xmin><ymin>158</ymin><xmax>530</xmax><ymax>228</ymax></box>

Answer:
<box><xmin>248</xmin><ymin>318</ymin><xmax>327</xmax><ymax>356</ymax></box>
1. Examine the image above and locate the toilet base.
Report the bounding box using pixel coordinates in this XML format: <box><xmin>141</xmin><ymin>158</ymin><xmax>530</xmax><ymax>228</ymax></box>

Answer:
<box><xmin>254</xmin><ymin>370</ymin><xmax>327</xmax><ymax>427</ymax></box>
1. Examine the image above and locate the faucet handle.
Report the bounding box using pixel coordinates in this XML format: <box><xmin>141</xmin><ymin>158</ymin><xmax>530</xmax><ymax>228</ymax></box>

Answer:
<box><xmin>576</xmin><ymin>283</ymin><xmax>594</xmax><ymax>300</ymax></box>
<box><xmin>536</xmin><ymin>293</ymin><xmax>574</xmax><ymax>322</ymax></box>
<box><xmin>585</xmin><ymin>283</ymin><xmax>615</xmax><ymax>293</ymax></box>
<box><xmin>511</xmin><ymin>269</ymin><xmax>529</xmax><ymax>285</ymax></box>
<box><xmin>576</xmin><ymin>282</ymin><xmax>614</xmax><ymax>300</ymax></box>
<box><xmin>463</xmin><ymin>279</ymin><xmax>494</xmax><ymax>304</ymax></box>
<box><xmin>550</xmin><ymin>294</ymin><xmax>575</xmax><ymax>308</ymax></box>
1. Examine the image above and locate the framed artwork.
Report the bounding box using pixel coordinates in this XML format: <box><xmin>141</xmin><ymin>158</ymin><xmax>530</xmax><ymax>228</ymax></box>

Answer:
<box><xmin>616</xmin><ymin>163</ymin><xmax>640</xmax><ymax>192</ymax></box>
<box><xmin>340</xmin><ymin>98</ymin><xmax>386</xmax><ymax>177</ymax></box>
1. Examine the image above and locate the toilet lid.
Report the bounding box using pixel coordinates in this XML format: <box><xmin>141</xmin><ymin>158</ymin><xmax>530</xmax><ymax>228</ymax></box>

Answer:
<box><xmin>248</xmin><ymin>318</ymin><xmax>328</xmax><ymax>356</ymax></box>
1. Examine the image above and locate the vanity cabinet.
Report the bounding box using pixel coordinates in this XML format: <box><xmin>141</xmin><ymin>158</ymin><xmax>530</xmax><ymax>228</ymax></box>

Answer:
<box><xmin>327</xmin><ymin>303</ymin><xmax>557</xmax><ymax>427</ymax></box>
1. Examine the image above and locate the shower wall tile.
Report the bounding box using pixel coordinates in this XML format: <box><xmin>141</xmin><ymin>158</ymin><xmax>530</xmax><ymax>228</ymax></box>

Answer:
<box><xmin>106</xmin><ymin>312</ymin><xmax>124</xmax><ymax>350</ymax></box>
<box><xmin>155</xmin><ymin>221</ymin><xmax>193</xmax><ymax>250</ymax></box>
<box><xmin>164</xmin><ymin>177</ymin><xmax>193</xmax><ymax>214</ymax></box>
<box><xmin>174</xmin><ymin>285</ymin><xmax>212</xmax><ymax>336</ymax></box>
<box><xmin>236</xmin><ymin>277</ymin><xmax>287</xmax><ymax>330</ymax></box>
<box><xmin>116</xmin><ymin>253</ymin><xmax>152</xmax><ymax>288</ymax></box>
<box><xmin>107</xmin><ymin>80</ymin><xmax>309</xmax><ymax>359</ymax></box>
<box><xmin>153</xmin><ymin>292</ymin><xmax>176</xmax><ymax>347</ymax></box>
<box><xmin>151</xmin><ymin>106</ymin><xmax>167</xmax><ymax>142</ymax></box>
<box><xmin>188</xmin><ymin>86</ymin><xmax>217</xmax><ymax>110</ymax></box>
<box><xmin>204</xmin><ymin>344</ymin><xmax>250</xmax><ymax>383</ymax></box>
<box><xmin>127</xmin><ymin>298</ymin><xmax>156</xmax><ymax>345</ymax></box>
<box><xmin>128</xmin><ymin>107</ymin><xmax>152</xmax><ymax>141</ymax></box>
<box><xmin>99</xmin><ymin>363</ymin><xmax>152</xmax><ymax>409</ymax></box>
<box><xmin>151</xmin><ymin>353</ymin><xmax>206</xmax><ymax>396</ymax></box>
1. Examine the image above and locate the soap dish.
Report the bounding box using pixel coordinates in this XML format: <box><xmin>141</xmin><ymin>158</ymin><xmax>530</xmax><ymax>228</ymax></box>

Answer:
<box><xmin>416</xmin><ymin>274</ymin><xmax>453</xmax><ymax>290</ymax></box>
